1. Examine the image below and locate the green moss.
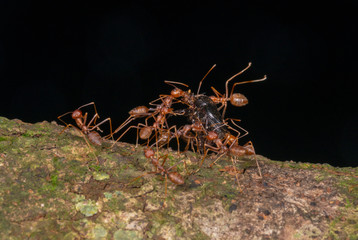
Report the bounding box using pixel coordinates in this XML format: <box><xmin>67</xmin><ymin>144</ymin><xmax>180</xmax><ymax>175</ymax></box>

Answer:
<box><xmin>92</xmin><ymin>224</ymin><xmax>107</xmax><ymax>240</ymax></box>
<box><xmin>93</xmin><ymin>171</ymin><xmax>110</xmax><ymax>180</ymax></box>
<box><xmin>113</xmin><ymin>229</ymin><xmax>141</xmax><ymax>240</ymax></box>
<box><xmin>22</xmin><ymin>129</ymin><xmax>43</xmax><ymax>137</ymax></box>
<box><xmin>0</xmin><ymin>136</ymin><xmax>8</xmax><ymax>141</ymax></box>
<box><xmin>103</xmin><ymin>194</ymin><xmax>126</xmax><ymax>212</ymax></box>
<box><xmin>63</xmin><ymin>232</ymin><xmax>80</xmax><ymax>240</ymax></box>
<box><xmin>75</xmin><ymin>200</ymin><xmax>98</xmax><ymax>217</ymax></box>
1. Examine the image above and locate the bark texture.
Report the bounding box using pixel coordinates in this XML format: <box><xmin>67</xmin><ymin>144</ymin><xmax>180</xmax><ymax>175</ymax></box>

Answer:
<box><xmin>0</xmin><ymin>116</ymin><xmax>357</xmax><ymax>239</ymax></box>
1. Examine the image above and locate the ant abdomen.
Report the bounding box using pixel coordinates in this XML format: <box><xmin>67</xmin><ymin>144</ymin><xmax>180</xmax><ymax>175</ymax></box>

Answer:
<box><xmin>88</xmin><ymin>131</ymin><xmax>102</xmax><ymax>146</ymax></box>
<box><xmin>129</xmin><ymin>106</ymin><xmax>149</xmax><ymax>116</ymax></box>
<box><xmin>139</xmin><ymin>126</ymin><xmax>153</xmax><ymax>140</ymax></box>
<box><xmin>168</xmin><ymin>172</ymin><xmax>184</xmax><ymax>185</ymax></box>
<box><xmin>230</xmin><ymin>93</ymin><xmax>248</xmax><ymax>107</ymax></box>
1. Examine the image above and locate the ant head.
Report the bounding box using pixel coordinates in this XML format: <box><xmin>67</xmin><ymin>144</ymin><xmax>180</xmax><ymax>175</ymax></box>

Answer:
<box><xmin>171</xmin><ymin>88</ymin><xmax>184</xmax><ymax>98</ymax></box>
<box><xmin>71</xmin><ymin>109</ymin><xmax>82</xmax><ymax>119</ymax></box>
<box><xmin>230</xmin><ymin>93</ymin><xmax>248</xmax><ymax>107</ymax></box>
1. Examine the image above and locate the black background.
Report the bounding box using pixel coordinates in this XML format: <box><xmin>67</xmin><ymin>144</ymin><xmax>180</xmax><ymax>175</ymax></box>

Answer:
<box><xmin>1</xmin><ymin>1</ymin><xmax>357</xmax><ymax>167</ymax></box>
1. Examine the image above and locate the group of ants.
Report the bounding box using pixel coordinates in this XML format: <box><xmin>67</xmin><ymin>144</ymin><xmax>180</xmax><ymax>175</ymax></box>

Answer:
<box><xmin>57</xmin><ymin>62</ymin><xmax>267</xmax><ymax>194</ymax></box>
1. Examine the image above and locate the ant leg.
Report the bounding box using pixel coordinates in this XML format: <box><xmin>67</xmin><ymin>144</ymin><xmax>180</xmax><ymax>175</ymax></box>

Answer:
<box><xmin>210</xmin><ymin>86</ymin><xmax>227</xmax><ymax>112</ymax></box>
<box><xmin>86</xmin><ymin>113</ymin><xmax>100</xmax><ymax>130</ymax></box>
<box><xmin>164</xmin><ymin>174</ymin><xmax>168</xmax><ymax>199</ymax></box>
<box><xmin>245</xmin><ymin>141</ymin><xmax>262</xmax><ymax>178</ymax></box>
<box><xmin>229</xmin><ymin>119</ymin><xmax>249</xmax><ymax>140</ymax></box>
<box><xmin>111</xmin><ymin>116</ymin><xmax>135</xmax><ymax>136</ymax></box>
<box><xmin>58</xmin><ymin>121</ymin><xmax>100</xmax><ymax>164</ymax></box>
<box><xmin>167</xmin><ymin>125</ymin><xmax>181</xmax><ymax>155</ymax></box>
<box><xmin>166</xmin><ymin>158</ymin><xmax>185</xmax><ymax>172</ymax></box>
<box><xmin>198</xmin><ymin>147</ymin><xmax>211</xmax><ymax>168</ymax></box>
<box><xmin>223</xmin><ymin>118</ymin><xmax>248</xmax><ymax>142</ymax></box>
<box><xmin>148</xmin><ymin>94</ymin><xmax>170</xmax><ymax>106</ymax></box>
<box><xmin>209</xmin><ymin>152</ymin><xmax>226</xmax><ymax>168</ymax></box>
<box><xmin>57</xmin><ymin>111</ymin><xmax>74</xmax><ymax>126</ymax></box>
<box><xmin>77</xmin><ymin>102</ymin><xmax>100</xmax><ymax>126</ymax></box>
<box><xmin>111</xmin><ymin>125</ymin><xmax>142</xmax><ymax>148</ymax></box>
<box><xmin>58</xmin><ymin>123</ymin><xmax>76</xmax><ymax>135</ymax></box>
<box><xmin>189</xmin><ymin>148</ymin><xmax>208</xmax><ymax>175</ymax></box>
<box><xmin>126</xmin><ymin>171</ymin><xmax>157</xmax><ymax>188</ymax></box>
<box><xmin>79</xmin><ymin>130</ymin><xmax>100</xmax><ymax>164</ymax></box>
<box><xmin>230</xmin><ymin>156</ymin><xmax>243</xmax><ymax>192</ymax></box>
<box><xmin>210</xmin><ymin>86</ymin><xmax>224</xmax><ymax>98</ymax></box>
<box><xmin>89</xmin><ymin>117</ymin><xmax>113</xmax><ymax>140</ymax></box>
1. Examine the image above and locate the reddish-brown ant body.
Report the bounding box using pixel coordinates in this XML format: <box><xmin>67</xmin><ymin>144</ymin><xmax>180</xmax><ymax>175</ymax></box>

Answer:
<box><xmin>58</xmin><ymin>102</ymin><xmax>112</xmax><ymax>146</ymax></box>
<box><xmin>208</xmin><ymin>62</ymin><xmax>267</xmax><ymax>119</ymax></box>
<box><xmin>112</xmin><ymin>63</ymin><xmax>265</xmax><ymax>182</ymax></box>
<box><xmin>128</xmin><ymin>147</ymin><xmax>184</xmax><ymax>197</ymax></box>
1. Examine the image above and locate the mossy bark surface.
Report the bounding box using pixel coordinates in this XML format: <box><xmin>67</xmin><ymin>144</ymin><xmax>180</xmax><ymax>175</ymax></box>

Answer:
<box><xmin>0</xmin><ymin>116</ymin><xmax>357</xmax><ymax>239</ymax></box>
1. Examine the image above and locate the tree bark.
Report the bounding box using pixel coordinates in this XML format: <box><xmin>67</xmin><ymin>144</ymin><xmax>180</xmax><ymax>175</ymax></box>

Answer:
<box><xmin>0</xmin><ymin>116</ymin><xmax>357</xmax><ymax>239</ymax></box>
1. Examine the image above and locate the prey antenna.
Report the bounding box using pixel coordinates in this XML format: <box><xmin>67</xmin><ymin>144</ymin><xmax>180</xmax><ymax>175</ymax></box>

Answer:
<box><xmin>197</xmin><ymin>64</ymin><xmax>216</xmax><ymax>95</ymax></box>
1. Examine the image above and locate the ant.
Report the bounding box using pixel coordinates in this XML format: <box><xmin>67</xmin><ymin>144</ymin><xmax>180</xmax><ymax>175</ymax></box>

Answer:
<box><xmin>208</xmin><ymin>62</ymin><xmax>267</xmax><ymax>119</ymax></box>
<box><xmin>57</xmin><ymin>102</ymin><xmax>113</xmax><ymax>146</ymax></box>
<box><xmin>109</xmin><ymin>103</ymin><xmax>179</xmax><ymax>151</ymax></box>
<box><xmin>204</xmin><ymin>120</ymin><xmax>262</xmax><ymax>178</ymax></box>
<box><xmin>108</xmin><ymin>105</ymin><xmax>153</xmax><ymax>147</ymax></box>
<box><xmin>128</xmin><ymin>147</ymin><xmax>184</xmax><ymax>197</ymax></box>
<box><xmin>110</xmin><ymin>85</ymin><xmax>187</xmax><ymax>151</ymax></box>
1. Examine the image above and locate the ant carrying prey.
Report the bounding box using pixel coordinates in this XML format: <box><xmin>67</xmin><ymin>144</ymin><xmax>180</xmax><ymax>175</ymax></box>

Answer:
<box><xmin>108</xmin><ymin>63</ymin><xmax>266</xmax><ymax>192</ymax></box>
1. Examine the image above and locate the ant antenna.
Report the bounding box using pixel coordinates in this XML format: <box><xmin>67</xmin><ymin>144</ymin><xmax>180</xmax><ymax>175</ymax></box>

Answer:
<box><xmin>197</xmin><ymin>64</ymin><xmax>216</xmax><ymax>95</ymax></box>
<box><xmin>78</xmin><ymin>102</ymin><xmax>96</xmax><ymax>110</ymax></box>
<box><xmin>164</xmin><ymin>80</ymin><xmax>189</xmax><ymax>89</ymax></box>
<box><xmin>230</xmin><ymin>75</ymin><xmax>267</xmax><ymax>97</ymax></box>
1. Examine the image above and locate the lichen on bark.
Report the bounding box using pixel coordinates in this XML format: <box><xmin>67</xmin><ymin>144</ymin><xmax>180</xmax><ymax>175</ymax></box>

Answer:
<box><xmin>0</xmin><ymin>116</ymin><xmax>357</xmax><ymax>239</ymax></box>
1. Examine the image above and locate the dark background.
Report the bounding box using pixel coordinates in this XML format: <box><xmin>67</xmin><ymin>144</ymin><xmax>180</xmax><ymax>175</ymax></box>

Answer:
<box><xmin>1</xmin><ymin>1</ymin><xmax>357</xmax><ymax>167</ymax></box>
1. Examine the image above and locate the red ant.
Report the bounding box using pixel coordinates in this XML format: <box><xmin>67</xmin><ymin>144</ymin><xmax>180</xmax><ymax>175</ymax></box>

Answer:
<box><xmin>208</xmin><ymin>62</ymin><xmax>267</xmax><ymax>119</ymax></box>
<box><xmin>176</xmin><ymin>122</ymin><xmax>206</xmax><ymax>153</ymax></box>
<box><xmin>110</xmin><ymin>88</ymin><xmax>185</xmax><ymax>150</ymax></box>
<box><xmin>128</xmin><ymin>147</ymin><xmax>184</xmax><ymax>197</ymax></box>
<box><xmin>57</xmin><ymin>102</ymin><xmax>113</xmax><ymax>146</ymax></box>
<box><xmin>111</xmin><ymin>106</ymin><xmax>151</xmax><ymax>136</ymax></box>
<box><xmin>109</xmin><ymin>105</ymin><xmax>153</xmax><ymax>147</ymax></box>
<box><xmin>200</xmin><ymin>128</ymin><xmax>261</xmax><ymax>191</ymax></box>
